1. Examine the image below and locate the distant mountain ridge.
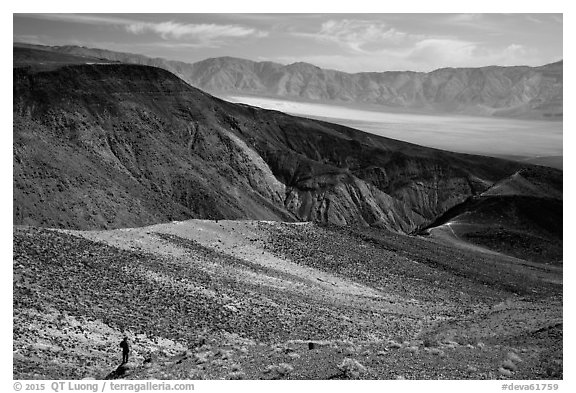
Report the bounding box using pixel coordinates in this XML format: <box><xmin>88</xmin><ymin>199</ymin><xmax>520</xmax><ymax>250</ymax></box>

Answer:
<box><xmin>15</xmin><ymin>46</ymin><xmax>549</xmax><ymax>233</ymax></box>
<box><xmin>14</xmin><ymin>43</ymin><xmax>562</xmax><ymax>119</ymax></box>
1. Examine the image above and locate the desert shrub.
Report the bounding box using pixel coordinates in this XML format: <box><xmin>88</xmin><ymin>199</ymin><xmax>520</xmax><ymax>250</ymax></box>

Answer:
<box><xmin>423</xmin><ymin>338</ymin><xmax>438</xmax><ymax>348</ymax></box>
<box><xmin>273</xmin><ymin>345</ymin><xmax>288</xmax><ymax>354</ymax></box>
<box><xmin>194</xmin><ymin>351</ymin><xmax>213</xmax><ymax>364</ymax></box>
<box><xmin>227</xmin><ymin>371</ymin><xmax>246</xmax><ymax>380</ymax></box>
<box><xmin>388</xmin><ymin>341</ymin><xmax>402</xmax><ymax>349</ymax></box>
<box><xmin>405</xmin><ymin>346</ymin><xmax>419</xmax><ymax>354</ymax></box>
<box><xmin>263</xmin><ymin>365</ymin><xmax>277</xmax><ymax>374</ymax></box>
<box><xmin>263</xmin><ymin>363</ymin><xmax>294</xmax><ymax>379</ymax></box>
<box><xmin>343</xmin><ymin>346</ymin><xmax>357</xmax><ymax>356</ymax></box>
<box><xmin>238</xmin><ymin>346</ymin><xmax>249</xmax><ymax>355</ymax></box>
<box><xmin>466</xmin><ymin>365</ymin><xmax>478</xmax><ymax>373</ymax></box>
<box><xmin>502</xmin><ymin>359</ymin><xmax>518</xmax><ymax>371</ymax></box>
<box><xmin>277</xmin><ymin>363</ymin><xmax>294</xmax><ymax>375</ymax></box>
<box><xmin>188</xmin><ymin>370</ymin><xmax>205</xmax><ymax>380</ymax></box>
<box><xmin>429</xmin><ymin>348</ymin><xmax>445</xmax><ymax>357</ymax></box>
<box><xmin>499</xmin><ymin>367</ymin><xmax>513</xmax><ymax>377</ymax></box>
<box><xmin>211</xmin><ymin>359</ymin><xmax>224</xmax><ymax>367</ymax></box>
<box><xmin>443</xmin><ymin>340</ymin><xmax>460</xmax><ymax>348</ymax></box>
<box><xmin>543</xmin><ymin>359</ymin><xmax>562</xmax><ymax>378</ymax></box>
<box><xmin>337</xmin><ymin>358</ymin><xmax>367</xmax><ymax>379</ymax></box>
<box><xmin>507</xmin><ymin>352</ymin><xmax>522</xmax><ymax>363</ymax></box>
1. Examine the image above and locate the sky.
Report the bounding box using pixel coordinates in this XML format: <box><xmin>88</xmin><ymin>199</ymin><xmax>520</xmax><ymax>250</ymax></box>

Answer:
<box><xmin>13</xmin><ymin>12</ymin><xmax>563</xmax><ymax>73</ymax></box>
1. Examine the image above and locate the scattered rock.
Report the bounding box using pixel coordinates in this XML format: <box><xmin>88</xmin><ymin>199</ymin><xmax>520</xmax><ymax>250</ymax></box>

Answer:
<box><xmin>499</xmin><ymin>367</ymin><xmax>513</xmax><ymax>377</ymax></box>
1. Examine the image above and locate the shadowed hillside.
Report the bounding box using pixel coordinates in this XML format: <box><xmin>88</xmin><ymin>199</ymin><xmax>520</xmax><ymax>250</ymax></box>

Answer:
<box><xmin>422</xmin><ymin>167</ymin><xmax>563</xmax><ymax>264</ymax></box>
<box><xmin>14</xmin><ymin>47</ymin><xmax>550</xmax><ymax>233</ymax></box>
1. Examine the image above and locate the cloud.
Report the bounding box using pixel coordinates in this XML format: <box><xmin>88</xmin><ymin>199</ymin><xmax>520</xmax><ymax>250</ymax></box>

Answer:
<box><xmin>20</xmin><ymin>14</ymin><xmax>267</xmax><ymax>47</ymax></box>
<box><xmin>13</xmin><ymin>34</ymin><xmax>86</xmax><ymax>47</ymax></box>
<box><xmin>13</xmin><ymin>34</ymin><xmax>49</xmax><ymax>45</ymax></box>
<box><xmin>21</xmin><ymin>13</ymin><xmax>137</xmax><ymax>26</ymax></box>
<box><xmin>125</xmin><ymin>21</ymin><xmax>267</xmax><ymax>41</ymax></box>
<box><xmin>406</xmin><ymin>38</ymin><xmax>478</xmax><ymax>65</ymax></box>
<box><xmin>269</xmin><ymin>39</ymin><xmax>543</xmax><ymax>73</ymax></box>
<box><xmin>296</xmin><ymin>19</ymin><xmax>412</xmax><ymax>52</ymax></box>
<box><xmin>448</xmin><ymin>14</ymin><xmax>484</xmax><ymax>24</ymax></box>
<box><xmin>550</xmin><ymin>14</ymin><xmax>563</xmax><ymax>24</ymax></box>
<box><xmin>440</xmin><ymin>14</ymin><xmax>510</xmax><ymax>34</ymax></box>
<box><xmin>286</xmin><ymin>16</ymin><xmax>550</xmax><ymax>72</ymax></box>
<box><xmin>524</xmin><ymin>15</ymin><xmax>543</xmax><ymax>24</ymax></box>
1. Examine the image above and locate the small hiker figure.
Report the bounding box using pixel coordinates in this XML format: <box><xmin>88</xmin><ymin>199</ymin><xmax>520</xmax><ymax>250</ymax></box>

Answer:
<box><xmin>120</xmin><ymin>336</ymin><xmax>130</xmax><ymax>364</ymax></box>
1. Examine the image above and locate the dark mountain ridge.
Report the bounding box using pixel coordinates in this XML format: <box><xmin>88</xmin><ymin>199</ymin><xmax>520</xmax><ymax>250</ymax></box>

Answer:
<box><xmin>421</xmin><ymin>167</ymin><xmax>563</xmax><ymax>264</ymax></box>
<box><xmin>14</xmin><ymin>43</ymin><xmax>562</xmax><ymax>119</ymax></box>
<box><xmin>13</xmin><ymin>48</ymin><xmax>560</xmax><ymax>239</ymax></box>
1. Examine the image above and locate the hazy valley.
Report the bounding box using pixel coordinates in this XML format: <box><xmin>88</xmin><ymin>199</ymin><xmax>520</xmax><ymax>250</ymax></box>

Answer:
<box><xmin>224</xmin><ymin>95</ymin><xmax>562</xmax><ymax>167</ymax></box>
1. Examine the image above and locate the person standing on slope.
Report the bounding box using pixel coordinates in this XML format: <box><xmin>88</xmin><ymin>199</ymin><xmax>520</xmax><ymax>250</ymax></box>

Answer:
<box><xmin>120</xmin><ymin>336</ymin><xmax>130</xmax><ymax>364</ymax></box>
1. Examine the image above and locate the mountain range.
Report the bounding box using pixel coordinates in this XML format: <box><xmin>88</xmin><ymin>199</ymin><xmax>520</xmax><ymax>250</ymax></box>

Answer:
<box><xmin>14</xmin><ymin>45</ymin><xmax>562</xmax><ymax>261</ymax></box>
<box><xmin>14</xmin><ymin>43</ymin><xmax>563</xmax><ymax>119</ymax></box>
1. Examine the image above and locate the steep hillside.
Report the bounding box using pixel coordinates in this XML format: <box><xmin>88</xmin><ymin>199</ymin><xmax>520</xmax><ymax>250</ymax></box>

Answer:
<box><xmin>422</xmin><ymin>167</ymin><xmax>563</xmax><ymax>264</ymax></box>
<box><xmin>15</xmin><ymin>43</ymin><xmax>562</xmax><ymax>119</ymax></box>
<box><xmin>13</xmin><ymin>63</ymin><xmax>293</xmax><ymax>229</ymax></box>
<box><xmin>13</xmin><ymin>220</ymin><xmax>562</xmax><ymax>379</ymax></box>
<box><xmin>14</xmin><ymin>49</ymin><xmax>544</xmax><ymax>232</ymax></box>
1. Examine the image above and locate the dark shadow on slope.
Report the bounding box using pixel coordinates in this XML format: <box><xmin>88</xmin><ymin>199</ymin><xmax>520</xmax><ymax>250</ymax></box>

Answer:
<box><xmin>421</xmin><ymin>195</ymin><xmax>562</xmax><ymax>265</ymax></box>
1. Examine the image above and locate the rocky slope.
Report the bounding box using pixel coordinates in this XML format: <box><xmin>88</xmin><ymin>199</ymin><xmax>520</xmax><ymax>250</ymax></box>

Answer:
<box><xmin>13</xmin><ymin>220</ymin><xmax>562</xmax><ymax>379</ymax></box>
<box><xmin>15</xmin><ymin>48</ymin><xmax>545</xmax><ymax>233</ymax></box>
<box><xmin>15</xmin><ymin>43</ymin><xmax>562</xmax><ymax>119</ymax></box>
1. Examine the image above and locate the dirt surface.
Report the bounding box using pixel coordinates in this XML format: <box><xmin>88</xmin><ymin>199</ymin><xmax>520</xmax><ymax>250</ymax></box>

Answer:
<box><xmin>13</xmin><ymin>220</ymin><xmax>562</xmax><ymax>380</ymax></box>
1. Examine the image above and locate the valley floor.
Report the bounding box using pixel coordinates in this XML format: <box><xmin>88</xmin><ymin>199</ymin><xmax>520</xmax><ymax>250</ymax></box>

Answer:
<box><xmin>13</xmin><ymin>220</ymin><xmax>562</xmax><ymax>380</ymax></box>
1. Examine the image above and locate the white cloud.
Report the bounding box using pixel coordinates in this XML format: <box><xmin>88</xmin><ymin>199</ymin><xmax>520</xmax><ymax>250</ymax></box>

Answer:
<box><xmin>269</xmin><ymin>39</ymin><xmax>544</xmax><ymax>73</ymax></box>
<box><xmin>13</xmin><ymin>34</ymin><xmax>49</xmax><ymax>45</ymax></box>
<box><xmin>125</xmin><ymin>21</ymin><xmax>267</xmax><ymax>41</ymax></box>
<box><xmin>296</xmin><ymin>19</ymin><xmax>412</xmax><ymax>52</ymax></box>
<box><xmin>13</xmin><ymin>34</ymin><xmax>86</xmax><ymax>47</ymax></box>
<box><xmin>524</xmin><ymin>15</ymin><xmax>543</xmax><ymax>24</ymax></box>
<box><xmin>22</xmin><ymin>13</ymin><xmax>137</xmax><ymax>26</ymax></box>
<box><xmin>21</xmin><ymin>14</ymin><xmax>267</xmax><ymax>47</ymax></box>
<box><xmin>287</xmin><ymin>17</ymin><xmax>549</xmax><ymax>72</ymax></box>
<box><xmin>448</xmin><ymin>14</ymin><xmax>484</xmax><ymax>24</ymax></box>
<box><xmin>406</xmin><ymin>38</ymin><xmax>478</xmax><ymax>65</ymax></box>
<box><xmin>550</xmin><ymin>14</ymin><xmax>563</xmax><ymax>24</ymax></box>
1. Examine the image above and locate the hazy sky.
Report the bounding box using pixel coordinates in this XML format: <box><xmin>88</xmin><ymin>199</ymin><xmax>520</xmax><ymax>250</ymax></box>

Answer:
<box><xmin>13</xmin><ymin>13</ymin><xmax>563</xmax><ymax>72</ymax></box>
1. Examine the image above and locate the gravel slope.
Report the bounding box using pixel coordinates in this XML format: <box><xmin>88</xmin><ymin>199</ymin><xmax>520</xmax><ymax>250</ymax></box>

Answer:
<box><xmin>13</xmin><ymin>220</ymin><xmax>562</xmax><ymax>380</ymax></box>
